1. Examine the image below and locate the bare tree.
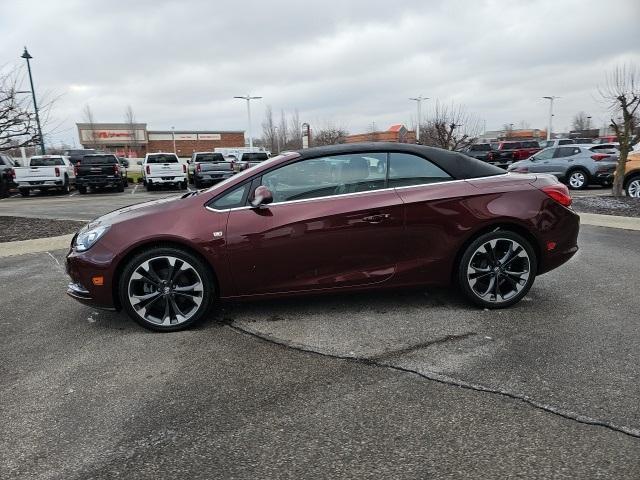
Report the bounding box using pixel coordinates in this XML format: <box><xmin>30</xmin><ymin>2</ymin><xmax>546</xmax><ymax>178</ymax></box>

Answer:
<box><xmin>287</xmin><ymin>109</ymin><xmax>302</xmax><ymax>150</ymax></box>
<box><xmin>124</xmin><ymin>105</ymin><xmax>138</xmax><ymax>157</ymax></box>
<box><xmin>82</xmin><ymin>104</ymin><xmax>97</xmax><ymax>149</ymax></box>
<box><xmin>0</xmin><ymin>68</ymin><xmax>43</xmax><ymax>152</ymax></box>
<box><xmin>600</xmin><ymin>65</ymin><xmax>640</xmax><ymax>196</ymax></box>
<box><xmin>572</xmin><ymin>111</ymin><xmax>592</xmax><ymax>131</ymax></box>
<box><xmin>261</xmin><ymin>105</ymin><xmax>276</xmax><ymax>153</ymax></box>
<box><xmin>311</xmin><ymin>125</ymin><xmax>349</xmax><ymax>146</ymax></box>
<box><xmin>419</xmin><ymin>101</ymin><xmax>483</xmax><ymax>150</ymax></box>
<box><xmin>277</xmin><ymin>110</ymin><xmax>289</xmax><ymax>153</ymax></box>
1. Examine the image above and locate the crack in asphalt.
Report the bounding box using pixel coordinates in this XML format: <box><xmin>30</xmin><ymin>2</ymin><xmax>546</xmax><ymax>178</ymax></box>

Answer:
<box><xmin>368</xmin><ymin>332</ymin><xmax>478</xmax><ymax>361</ymax></box>
<box><xmin>226</xmin><ymin>322</ymin><xmax>640</xmax><ymax>440</ymax></box>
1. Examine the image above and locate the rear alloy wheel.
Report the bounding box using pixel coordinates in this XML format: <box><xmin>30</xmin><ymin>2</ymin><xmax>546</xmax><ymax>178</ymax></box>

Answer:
<box><xmin>626</xmin><ymin>176</ymin><xmax>640</xmax><ymax>198</ymax></box>
<box><xmin>61</xmin><ymin>176</ymin><xmax>70</xmax><ymax>194</ymax></box>
<box><xmin>568</xmin><ymin>169</ymin><xmax>589</xmax><ymax>190</ymax></box>
<box><xmin>19</xmin><ymin>188</ymin><xmax>29</xmax><ymax>197</ymax></box>
<box><xmin>120</xmin><ymin>248</ymin><xmax>215</xmax><ymax>331</ymax></box>
<box><xmin>458</xmin><ymin>231</ymin><xmax>537</xmax><ymax>309</ymax></box>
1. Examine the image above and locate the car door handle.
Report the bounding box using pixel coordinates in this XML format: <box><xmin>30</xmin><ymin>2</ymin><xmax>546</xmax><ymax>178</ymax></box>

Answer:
<box><xmin>363</xmin><ymin>213</ymin><xmax>390</xmax><ymax>224</ymax></box>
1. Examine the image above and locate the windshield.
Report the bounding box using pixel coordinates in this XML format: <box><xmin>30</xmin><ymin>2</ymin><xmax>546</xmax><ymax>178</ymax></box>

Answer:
<box><xmin>81</xmin><ymin>155</ymin><xmax>118</xmax><ymax>165</ymax></box>
<box><xmin>469</xmin><ymin>144</ymin><xmax>491</xmax><ymax>151</ymax></box>
<box><xmin>241</xmin><ymin>153</ymin><xmax>269</xmax><ymax>162</ymax></box>
<box><xmin>147</xmin><ymin>154</ymin><xmax>179</xmax><ymax>164</ymax></box>
<box><xmin>195</xmin><ymin>153</ymin><xmax>225</xmax><ymax>162</ymax></box>
<box><xmin>31</xmin><ymin>157</ymin><xmax>64</xmax><ymax>166</ymax></box>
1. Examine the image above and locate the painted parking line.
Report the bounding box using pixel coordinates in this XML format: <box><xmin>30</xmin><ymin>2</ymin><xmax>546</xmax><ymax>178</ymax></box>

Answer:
<box><xmin>132</xmin><ymin>185</ymin><xmax>139</xmax><ymax>195</ymax></box>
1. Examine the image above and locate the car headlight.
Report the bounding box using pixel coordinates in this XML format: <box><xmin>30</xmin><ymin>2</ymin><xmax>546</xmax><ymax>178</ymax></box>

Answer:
<box><xmin>75</xmin><ymin>224</ymin><xmax>110</xmax><ymax>252</ymax></box>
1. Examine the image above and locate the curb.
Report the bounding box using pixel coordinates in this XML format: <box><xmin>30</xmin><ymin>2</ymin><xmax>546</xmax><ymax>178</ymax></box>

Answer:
<box><xmin>578</xmin><ymin>212</ymin><xmax>640</xmax><ymax>232</ymax></box>
<box><xmin>0</xmin><ymin>234</ymin><xmax>73</xmax><ymax>258</ymax></box>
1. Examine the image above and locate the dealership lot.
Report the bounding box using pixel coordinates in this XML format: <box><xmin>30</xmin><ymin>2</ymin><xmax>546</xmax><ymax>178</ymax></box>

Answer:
<box><xmin>1</xmin><ymin>189</ymin><xmax>639</xmax><ymax>477</ymax></box>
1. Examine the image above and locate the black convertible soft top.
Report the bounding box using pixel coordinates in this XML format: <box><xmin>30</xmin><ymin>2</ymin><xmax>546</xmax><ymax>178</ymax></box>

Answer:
<box><xmin>294</xmin><ymin>142</ymin><xmax>504</xmax><ymax>180</ymax></box>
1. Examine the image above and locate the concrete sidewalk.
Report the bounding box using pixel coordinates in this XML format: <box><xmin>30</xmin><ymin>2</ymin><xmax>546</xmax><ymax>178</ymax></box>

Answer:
<box><xmin>578</xmin><ymin>213</ymin><xmax>640</xmax><ymax>231</ymax></box>
<box><xmin>0</xmin><ymin>234</ymin><xmax>73</xmax><ymax>258</ymax></box>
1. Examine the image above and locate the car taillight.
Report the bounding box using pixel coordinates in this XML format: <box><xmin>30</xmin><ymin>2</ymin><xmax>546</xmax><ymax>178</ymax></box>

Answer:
<box><xmin>74</xmin><ymin>166</ymin><xmax>78</xmax><ymax>176</ymax></box>
<box><xmin>55</xmin><ymin>167</ymin><xmax>60</xmax><ymax>177</ymax></box>
<box><xmin>114</xmin><ymin>164</ymin><xmax>120</xmax><ymax>175</ymax></box>
<box><xmin>183</xmin><ymin>164</ymin><xmax>187</xmax><ymax>173</ymax></box>
<box><xmin>591</xmin><ymin>154</ymin><xmax>610</xmax><ymax>161</ymax></box>
<box><xmin>146</xmin><ymin>165</ymin><xmax>150</xmax><ymax>174</ymax></box>
<box><xmin>196</xmin><ymin>163</ymin><xmax>201</xmax><ymax>173</ymax></box>
<box><xmin>9</xmin><ymin>168</ymin><xmax>15</xmax><ymax>179</ymax></box>
<box><xmin>541</xmin><ymin>184</ymin><xmax>572</xmax><ymax>207</ymax></box>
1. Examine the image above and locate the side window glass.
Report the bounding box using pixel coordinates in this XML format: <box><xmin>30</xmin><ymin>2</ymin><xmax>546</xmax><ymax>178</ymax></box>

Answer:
<box><xmin>210</xmin><ymin>183</ymin><xmax>249</xmax><ymax>209</ymax></box>
<box><xmin>536</xmin><ymin>149</ymin><xmax>555</xmax><ymax>160</ymax></box>
<box><xmin>388</xmin><ymin>153</ymin><xmax>452</xmax><ymax>187</ymax></box>
<box><xmin>261</xmin><ymin>153</ymin><xmax>387</xmax><ymax>202</ymax></box>
<box><xmin>554</xmin><ymin>147</ymin><xmax>577</xmax><ymax>159</ymax></box>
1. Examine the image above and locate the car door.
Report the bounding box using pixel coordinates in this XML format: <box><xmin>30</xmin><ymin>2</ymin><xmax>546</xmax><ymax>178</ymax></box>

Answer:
<box><xmin>527</xmin><ymin>147</ymin><xmax>556</xmax><ymax>174</ymax></box>
<box><xmin>223</xmin><ymin>152</ymin><xmax>405</xmax><ymax>296</ymax></box>
<box><xmin>551</xmin><ymin>146</ymin><xmax>581</xmax><ymax>178</ymax></box>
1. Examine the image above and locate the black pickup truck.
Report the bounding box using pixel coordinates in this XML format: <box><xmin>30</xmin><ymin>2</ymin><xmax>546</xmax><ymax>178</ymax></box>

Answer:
<box><xmin>76</xmin><ymin>154</ymin><xmax>128</xmax><ymax>194</ymax></box>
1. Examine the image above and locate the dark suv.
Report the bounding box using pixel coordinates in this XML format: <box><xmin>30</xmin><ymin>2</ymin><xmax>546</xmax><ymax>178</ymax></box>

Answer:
<box><xmin>0</xmin><ymin>154</ymin><xmax>18</xmax><ymax>198</ymax></box>
<box><xmin>76</xmin><ymin>154</ymin><xmax>128</xmax><ymax>193</ymax></box>
<box><xmin>462</xmin><ymin>144</ymin><xmax>492</xmax><ymax>162</ymax></box>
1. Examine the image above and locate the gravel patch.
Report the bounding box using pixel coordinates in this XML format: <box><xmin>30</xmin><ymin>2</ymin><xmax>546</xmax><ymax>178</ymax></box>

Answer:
<box><xmin>0</xmin><ymin>216</ymin><xmax>85</xmax><ymax>243</ymax></box>
<box><xmin>572</xmin><ymin>196</ymin><xmax>640</xmax><ymax>218</ymax></box>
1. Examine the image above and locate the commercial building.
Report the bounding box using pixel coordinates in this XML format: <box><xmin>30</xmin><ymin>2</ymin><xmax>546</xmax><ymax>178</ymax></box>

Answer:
<box><xmin>76</xmin><ymin>123</ymin><xmax>245</xmax><ymax>158</ymax></box>
<box><xmin>344</xmin><ymin>124</ymin><xmax>416</xmax><ymax>144</ymax></box>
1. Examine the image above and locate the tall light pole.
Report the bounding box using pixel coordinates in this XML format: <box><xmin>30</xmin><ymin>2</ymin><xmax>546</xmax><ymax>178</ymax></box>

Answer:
<box><xmin>234</xmin><ymin>94</ymin><xmax>262</xmax><ymax>150</ymax></box>
<box><xmin>20</xmin><ymin>47</ymin><xmax>45</xmax><ymax>155</ymax></box>
<box><xmin>171</xmin><ymin>126</ymin><xmax>176</xmax><ymax>154</ymax></box>
<box><xmin>542</xmin><ymin>96</ymin><xmax>559</xmax><ymax>141</ymax></box>
<box><xmin>409</xmin><ymin>95</ymin><xmax>428</xmax><ymax>143</ymax></box>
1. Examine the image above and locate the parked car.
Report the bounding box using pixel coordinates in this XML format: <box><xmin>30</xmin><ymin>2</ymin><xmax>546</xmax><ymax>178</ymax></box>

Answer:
<box><xmin>191</xmin><ymin>158</ymin><xmax>234</xmax><ymax>189</ymax></box>
<box><xmin>462</xmin><ymin>143</ymin><xmax>492</xmax><ymax>162</ymax></box>
<box><xmin>622</xmin><ymin>151</ymin><xmax>640</xmax><ymax>198</ymax></box>
<box><xmin>66</xmin><ymin>142</ymin><xmax>579</xmax><ymax>332</ymax></box>
<box><xmin>142</xmin><ymin>153</ymin><xmax>187</xmax><ymax>190</ymax></box>
<box><xmin>14</xmin><ymin>155</ymin><xmax>75</xmax><ymax>196</ymax></box>
<box><xmin>63</xmin><ymin>149</ymin><xmax>98</xmax><ymax>165</ymax></box>
<box><xmin>75</xmin><ymin>154</ymin><xmax>128</xmax><ymax>194</ymax></box>
<box><xmin>233</xmin><ymin>151</ymin><xmax>270</xmax><ymax>172</ymax></box>
<box><xmin>488</xmin><ymin>141</ymin><xmax>542</xmax><ymax>168</ymax></box>
<box><xmin>188</xmin><ymin>152</ymin><xmax>226</xmax><ymax>184</ymax></box>
<box><xmin>0</xmin><ymin>154</ymin><xmax>18</xmax><ymax>198</ymax></box>
<box><xmin>507</xmin><ymin>145</ymin><xmax>618</xmax><ymax>189</ymax></box>
<box><xmin>541</xmin><ymin>139</ymin><xmax>575</xmax><ymax>148</ymax></box>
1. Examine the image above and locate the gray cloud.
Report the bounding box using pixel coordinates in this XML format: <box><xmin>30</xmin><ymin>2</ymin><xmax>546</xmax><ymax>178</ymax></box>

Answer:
<box><xmin>1</xmin><ymin>0</ymin><xmax>639</xmax><ymax>146</ymax></box>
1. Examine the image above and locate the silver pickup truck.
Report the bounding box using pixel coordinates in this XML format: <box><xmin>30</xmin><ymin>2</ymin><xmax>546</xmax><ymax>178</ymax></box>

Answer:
<box><xmin>189</xmin><ymin>152</ymin><xmax>234</xmax><ymax>188</ymax></box>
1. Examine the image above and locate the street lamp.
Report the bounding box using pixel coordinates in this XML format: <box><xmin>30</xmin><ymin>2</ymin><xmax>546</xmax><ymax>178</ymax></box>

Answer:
<box><xmin>542</xmin><ymin>96</ymin><xmax>559</xmax><ymax>141</ymax></box>
<box><xmin>409</xmin><ymin>95</ymin><xmax>428</xmax><ymax>143</ymax></box>
<box><xmin>20</xmin><ymin>47</ymin><xmax>45</xmax><ymax>155</ymax></box>
<box><xmin>234</xmin><ymin>94</ymin><xmax>262</xmax><ymax>150</ymax></box>
<box><xmin>171</xmin><ymin>126</ymin><xmax>176</xmax><ymax>154</ymax></box>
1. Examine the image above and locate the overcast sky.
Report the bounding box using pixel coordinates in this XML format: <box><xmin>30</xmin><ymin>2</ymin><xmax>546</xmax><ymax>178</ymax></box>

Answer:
<box><xmin>2</xmin><ymin>0</ymin><xmax>639</xmax><ymax>146</ymax></box>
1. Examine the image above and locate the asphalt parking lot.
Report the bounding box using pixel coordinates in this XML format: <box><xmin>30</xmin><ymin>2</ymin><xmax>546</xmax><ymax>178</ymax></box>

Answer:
<box><xmin>1</xmin><ymin>188</ymin><xmax>640</xmax><ymax>478</ymax></box>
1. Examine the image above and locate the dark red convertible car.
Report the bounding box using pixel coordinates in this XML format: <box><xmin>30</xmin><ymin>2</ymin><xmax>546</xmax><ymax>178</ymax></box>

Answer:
<box><xmin>66</xmin><ymin>143</ymin><xmax>579</xmax><ymax>331</ymax></box>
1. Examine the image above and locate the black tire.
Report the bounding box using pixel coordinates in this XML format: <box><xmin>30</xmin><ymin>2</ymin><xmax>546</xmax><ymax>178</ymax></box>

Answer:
<box><xmin>566</xmin><ymin>168</ymin><xmax>590</xmax><ymax>190</ymax></box>
<box><xmin>457</xmin><ymin>230</ymin><xmax>537</xmax><ymax>309</ymax></box>
<box><xmin>147</xmin><ymin>183</ymin><xmax>154</xmax><ymax>191</ymax></box>
<box><xmin>119</xmin><ymin>247</ymin><xmax>215</xmax><ymax>332</ymax></box>
<box><xmin>0</xmin><ymin>179</ymin><xmax>8</xmax><ymax>198</ymax></box>
<box><xmin>117</xmin><ymin>181</ymin><xmax>125</xmax><ymax>192</ymax></box>
<box><xmin>78</xmin><ymin>186</ymin><xmax>87</xmax><ymax>194</ymax></box>
<box><xmin>180</xmin><ymin>181</ymin><xmax>187</xmax><ymax>190</ymax></box>
<box><xmin>124</xmin><ymin>177</ymin><xmax>129</xmax><ymax>187</ymax></box>
<box><xmin>193</xmin><ymin>178</ymin><xmax>201</xmax><ymax>189</ymax></box>
<box><xmin>625</xmin><ymin>174</ymin><xmax>640</xmax><ymax>198</ymax></box>
<box><xmin>19</xmin><ymin>188</ymin><xmax>30</xmax><ymax>197</ymax></box>
<box><xmin>61</xmin><ymin>176</ymin><xmax>70</xmax><ymax>194</ymax></box>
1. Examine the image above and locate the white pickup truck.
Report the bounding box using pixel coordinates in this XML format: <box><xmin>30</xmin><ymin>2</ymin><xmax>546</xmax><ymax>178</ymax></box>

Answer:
<box><xmin>142</xmin><ymin>153</ymin><xmax>187</xmax><ymax>191</ymax></box>
<box><xmin>14</xmin><ymin>155</ymin><xmax>76</xmax><ymax>196</ymax></box>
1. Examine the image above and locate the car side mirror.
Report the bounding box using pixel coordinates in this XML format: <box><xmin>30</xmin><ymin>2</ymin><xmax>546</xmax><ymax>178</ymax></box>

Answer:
<box><xmin>137</xmin><ymin>160</ymin><xmax>143</xmax><ymax>165</ymax></box>
<box><xmin>122</xmin><ymin>160</ymin><xmax>129</xmax><ymax>168</ymax></box>
<box><xmin>250</xmin><ymin>185</ymin><xmax>273</xmax><ymax>208</ymax></box>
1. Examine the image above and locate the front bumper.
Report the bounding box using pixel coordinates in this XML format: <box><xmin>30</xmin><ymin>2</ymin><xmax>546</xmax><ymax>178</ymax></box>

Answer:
<box><xmin>66</xmin><ymin>243</ymin><xmax>118</xmax><ymax>310</ymax></box>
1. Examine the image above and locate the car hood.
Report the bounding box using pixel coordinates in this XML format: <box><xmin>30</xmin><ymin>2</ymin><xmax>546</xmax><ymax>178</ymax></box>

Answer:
<box><xmin>85</xmin><ymin>195</ymin><xmax>184</xmax><ymax>229</ymax></box>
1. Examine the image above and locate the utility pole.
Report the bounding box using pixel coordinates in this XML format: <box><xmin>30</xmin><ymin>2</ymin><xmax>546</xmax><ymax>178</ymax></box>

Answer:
<box><xmin>234</xmin><ymin>94</ymin><xmax>262</xmax><ymax>150</ymax></box>
<box><xmin>409</xmin><ymin>95</ymin><xmax>428</xmax><ymax>143</ymax></box>
<box><xmin>20</xmin><ymin>47</ymin><xmax>45</xmax><ymax>155</ymax></box>
<box><xmin>542</xmin><ymin>96</ymin><xmax>559</xmax><ymax>141</ymax></box>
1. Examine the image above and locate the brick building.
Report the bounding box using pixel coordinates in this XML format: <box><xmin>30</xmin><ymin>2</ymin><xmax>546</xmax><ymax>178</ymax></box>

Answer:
<box><xmin>76</xmin><ymin>123</ymin><xmax>245</xmax><ymax>157</ymax></box>
<box><xmin>344</xmin><ymin>124</ymin><xmax>416</xmax><ymax>144</ymax></box>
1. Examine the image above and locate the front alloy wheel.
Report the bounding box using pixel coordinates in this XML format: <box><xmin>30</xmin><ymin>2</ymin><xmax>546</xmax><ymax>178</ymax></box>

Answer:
<box><xmin>458</xmin><ymin>231</ymin><xmax>537</xmax><ymax>308</ymax></box>
<box><xmin>120</xmin><ymin>248</ymin><xmax>214</xmax><ymax>331</ymax></box>
<box><xmin>626</xmin><ymin>177</ymin><xmax>640</xmax><ymax>198</ymax></box>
